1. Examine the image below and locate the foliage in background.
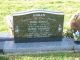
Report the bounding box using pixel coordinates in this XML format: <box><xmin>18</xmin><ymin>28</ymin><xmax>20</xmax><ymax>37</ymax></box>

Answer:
<box><xmin>0</xmin><ymin>0</ymin><xmax>80</xmax><ymax>32</ymax></box>
<box><xmin>64</xmin><ymin>29</ymin><xmax>74</xmax><ymax>38</ymax></box>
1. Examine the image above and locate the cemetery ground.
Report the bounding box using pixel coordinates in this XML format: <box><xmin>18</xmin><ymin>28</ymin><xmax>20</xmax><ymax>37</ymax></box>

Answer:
<box><xmin>0</xmin><ymin>0</ymin><xmax>80</xmax><ymax>60</ymax></box>
<box><xmin>0</xmin><ymin>52</ymin><xmax>80</xmax><ymax>60</ymax></box>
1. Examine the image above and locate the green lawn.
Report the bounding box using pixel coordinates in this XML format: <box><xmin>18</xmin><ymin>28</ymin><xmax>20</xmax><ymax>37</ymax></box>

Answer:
<box><xmin>0</xmin><ymin>0</ymin><xmax>80</xmax><ymax>60</ymax></box>
<box><xmin>0</xmin><ymin>52</ymin><xmax>80</xmax><ymax>60</ymax></box>
<box><xmin>0</xmin><ymin>0</ymin><xmax>80</xmax><ymax>32</ymax></box>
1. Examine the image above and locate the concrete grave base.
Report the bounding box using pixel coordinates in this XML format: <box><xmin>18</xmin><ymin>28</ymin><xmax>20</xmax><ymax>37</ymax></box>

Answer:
<box><xmin>3</xmin><ymin>37</ymin><xmax>79</xmax><ymax>55</ymax></box>
<box><xmin>0</xmin><ymin>33</ymin><xmax>80</xmax><ymax>55</ymax></box>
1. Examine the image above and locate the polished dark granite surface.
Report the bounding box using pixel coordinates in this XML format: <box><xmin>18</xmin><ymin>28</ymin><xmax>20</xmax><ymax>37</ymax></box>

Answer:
<box><xmin>0</xmin><ymin>33</ymin><xmax>80</xmax><ymax>54</ymax></box>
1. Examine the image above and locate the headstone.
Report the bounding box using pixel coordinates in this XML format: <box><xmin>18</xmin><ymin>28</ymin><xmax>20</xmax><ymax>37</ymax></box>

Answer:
<box><xmin>8</xmin><ymin>10</ymin><xmax>64</xmax><ymax>43</ymax></box>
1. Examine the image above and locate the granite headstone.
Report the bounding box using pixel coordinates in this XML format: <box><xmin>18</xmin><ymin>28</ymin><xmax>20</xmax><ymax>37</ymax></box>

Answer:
<box><xmin>8</xmin><ymin>10</ymin><xmax>64</xmax><ymax>43</ymax></box>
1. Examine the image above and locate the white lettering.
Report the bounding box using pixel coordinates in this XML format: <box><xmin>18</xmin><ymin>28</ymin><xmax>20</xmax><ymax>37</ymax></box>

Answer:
<box><xmin>33</xmin><ymin>14</ymin><xmax>45</xmax><ymax>16</ymax></box>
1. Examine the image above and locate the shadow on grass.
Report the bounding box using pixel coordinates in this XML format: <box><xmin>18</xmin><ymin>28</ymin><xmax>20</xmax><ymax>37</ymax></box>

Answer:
<box><xmin>0</xmin><ymin>56</ymin><xmax>8</xmax><ymax>60</ymax></box>
<box><xmin>13</xmin><ymin>52</ymin><xmax>80</xmax><ymax>57</ymax></box>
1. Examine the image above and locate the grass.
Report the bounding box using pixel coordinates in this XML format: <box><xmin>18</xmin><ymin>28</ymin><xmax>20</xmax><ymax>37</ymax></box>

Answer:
<box><xmin>0</xmin><ymin>0</ymin><xmax>80</xmax><ymax>32</ymax></box>
<box><xmin>0</xmin><ymin>52</ymin><xmax>80</xmax><ymax>60</ymax></box>
<box><xmin>0</xmin><ymin>0</ymin><xmax>80</xmax><ymax>60</ymax></box>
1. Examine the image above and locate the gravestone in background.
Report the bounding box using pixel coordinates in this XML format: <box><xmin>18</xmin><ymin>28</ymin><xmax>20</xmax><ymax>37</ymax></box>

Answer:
<box><xmin>9</xmin><ymin>10</ymin><xmax>64</xmax><ymax>43</ymax></box>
